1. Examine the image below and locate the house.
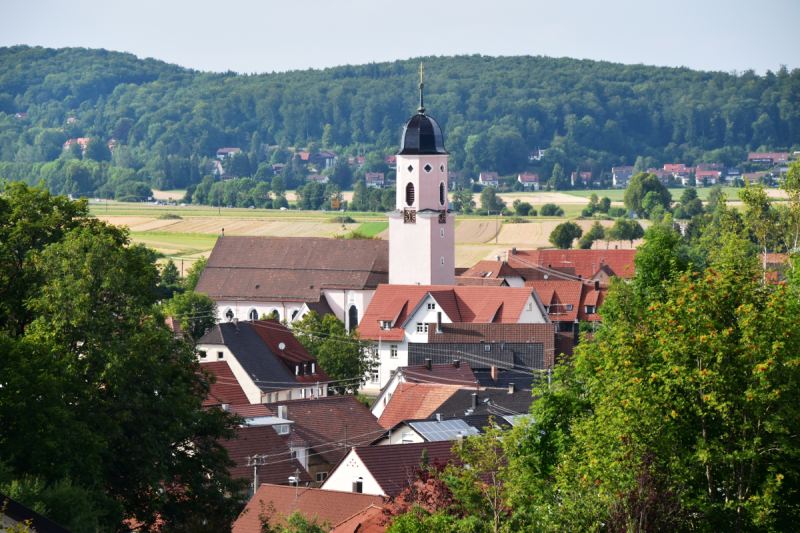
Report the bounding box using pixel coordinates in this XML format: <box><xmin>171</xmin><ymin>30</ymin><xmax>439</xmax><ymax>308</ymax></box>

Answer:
<box><xmin>695</xmin><ymin>169</ymin><xmax>721</xmax><ymax>186</ymax></box>
<box><xmin>221</xmin><ymin>423</ymin><xmax>311</xmax><ymax>494</ymax></box>
<box><xmin>478</xmin><ymin>172</ymin><xmax>499</xmax><ymax>188</ymax></box>
<box><xmin>611</xmin><ymin>166</ymin><xmax>634</xmax><ymax>188</ymax></box>
<box><xmin>216</xmin><ymin>147</ymin><xmax>242</xmax><ymax>159</ymax></box>
<box><xmin>195</xmin><ymin>236</ymin><xmax>388</xmax><ymax>328</ymax></box>
<box><xmin>375</xmin><ymin>383</ymin><xmax>463</xmax><ymax>429</ymax></box>
<box><xmin>62</xmin><ymin>137</ymin><xmax>90</xmax><ymax>154</ymax></box>
<box><xmin>507</xmin><ymin>248</ymin><xmax>636</xmax><ymax>285</ymax></box>
<box><xmin>433</xmin><ymin>386</ymin><xmax>535</xmax><ymax>421</ymax></box>
<box><xmin>517</xmin><ymin>172</ymin><xmax>541</xmax><ymax>190</ymax></box>
<box><xmin>196</xmin><ymin>320</ymin><xmax>329</xmax><ymax>404</ymax></box>
<box><xmin>370</xmin><ymin>362</ymin><xmax>478</xmax><ymax>418</ymax></box>
<box><xmin>1</xmin><ymin>493</ymin><xmax>72</xmax><ymax>533</ymax></box>
<box><xmin>357</xmin><ymin>285</ymin><xmax>549</xmax><ymax>392</ymax></box>
<box><xmin>232</xmin><ymin>484</ymin><xmax>384</xmax><ymax>533</ymax></box>
<box><xmin>526</xmin><ymin>279</ymin><xmax>605</xmax><ymax>344</ymax></box>
<box><xmin>570</xmin><ymin>171</ymin><xmax>592</xmax><ymax>188</ymax></box>
<box><xmin>529</xmin><ymin>148</ymin><xmax>547</xmax><ymax>162</ymax></box>
<box><xmin>200</xmin><ymin>360</ymin><xmax>250</xmax><ymax>408</ymax></box>
<box><xmin>384</xmin><ymin>155</ymin><xmax>397</xmax><ymax>167</ymax></box>
<box><xmin>271</xmin><ymin>396</ymin><xmax>386</xmax><ymax>484</ymax></box>
<box><xmin>748</xmin><ymin>152</ymin><xmax>789</xmax><ymax>165</ymax></box>
<box><xmin>365</xmin><ymin>172</ymin><xmax>385</xmax><ymax>188</ymax></box>
<box><xmin>458</xmin><ymin>259</ymin><xmax>525</xmax><ymax>287</ymax></box>
<box><xmin>311</xmin><ymin>151</ymin><xmax>337</xmax><ymax>169</ymax></box>
<box><xmin>322</xmin><ymin>441</ymin><xmax>456</xmax><ymax>497</ymax></box>
<box><xmin>374</xmin><ymin>416</ymin><xmax>482</xmax><ymax>445</ymax></box>
<box><xmin>306</xmin><ymin>174</ymin><xmax>329</xmax><ymax>185</ymax></box>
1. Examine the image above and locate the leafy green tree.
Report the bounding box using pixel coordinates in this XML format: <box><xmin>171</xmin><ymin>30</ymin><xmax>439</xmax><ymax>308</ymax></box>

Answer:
<box><xmin>549</xmin><ymin>221</ymin><xmax>583</xmax><ymax>249</ymax></box>
<box><xmin>540</xmin><ymin>203</ymin><xmax>564</xmax><ymax>217</ymax></box>
<box><xmin>479</xmin><ymin>187</ymin><xmax>505</xmax><ymax>213</ymax></box>
<box><xmin>450</xmin><ymin>188</ymin><xmax>475</xmax><ymax>214</ymax></box>
<box><xmin>578</xmin><ymin>221</ymin><xmax>605</xmax><ymax>249</ymax></box>
<box><xmin>329</xmin><ymin>158</ymin><xmax>353</xmax><ymax>189</ymax></box>
<box><xmin>739</xmin><ymin>184</ymin><xmax>777</xmax><ymax>274</ymax></box>
<box><xmin>598</xmin><ymin>196</ymin><xmax>611</xmax><ymax>213</ymax></box>
<box><xmin>183</xmin><ymin>256</ymin><xmax>207</xmax><ymax>291</ymax></box>
<box><xmin>83</xmin><ymin>138</ymin><xmax>111</xmax><ymax>162</ymax></box>
<box><xmin>781</xmin><ymin>160</ymin><xmax>800</xmax><ymax>251</ymax></box>
<box><xmin>292</xmin><ymin>311</ymin><xmax>372</xmax><ymax>394</ymax></box>
<box><xmin>624</xmin><ymin>172</ymin><xmax>671</xmax><ymax>216</ymax></box>
<box><xmin>163</xmin><ymin>291</ymin><xmax>217</xmax><ymax>340</ymax></box>
<box><xmin>607</xmin><ymin>217</ymin><xmax>644</xmax><ymax>247</ymax></box>
<box><xmin>549</xmin><ymin>163</ymin><xmax>566</xmax><ymax>190</ymax></box>
<box><xmin>512</xmin><ymin>199</ymin><xmax>535</xmax><ymax>216</ymax></box>
<box><xmin>351</xmin><ymin>179</ymin><xmax>368</xmax><ymax>211</ymax></box>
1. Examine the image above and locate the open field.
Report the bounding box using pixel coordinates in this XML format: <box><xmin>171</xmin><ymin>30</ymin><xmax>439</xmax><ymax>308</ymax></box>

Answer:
<box><xmin>565</xmin><ymin>187</ymin><xmax>788</xmax><ymax>202</ymax></box>
<box><xmin>151</xmin><ymin>189</ymin><xmax>187</xmax><ymax>201</ymax></box>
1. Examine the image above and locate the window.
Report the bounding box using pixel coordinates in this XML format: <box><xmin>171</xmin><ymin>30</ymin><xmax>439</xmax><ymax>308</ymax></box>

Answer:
<box><xmin>198</xmin><ymin>350</ymin><xmax>207</xmax><ymax>359</ymax></box>
<box><xmin>407</xmin><ymin>164</ymin><xmax>413</xmax><ymax>173</ymax></box>
<box><xmin>424</xmin><ymin>163</ymin><xmax>432</xmax><ymax>173</ymax></box>
<box><xmin>275</xmin><ymin>424</ymin><xmax>290</xmax><ymax>435</ymax></box>
<box><xmin>248</xmin><ymin>308</ymin><xmax>258</xmax><ymax>321</ymax></box>
<box><xmin>427</xmin><ymin>302</ymin><xmax>436</xmax><ymax>310</ymax></box>
<box><xmin>353</xmin><ymin>477</ymin><xmax>363</xmax><ymax>493</ymax></box>
<box><xmin>440</xmin><ymin>228</ymin><xmax>445</xmax><ymax>238</ymax></box>
<box><xmin>390</xmin><ymin>345</ymin><xmax>398</xmax><ymax>358</ymax></box>
<box><xmin>289</xmin><ymin>450</ymin><xmax>297</xmax><ymax>459</ymax></box>
<box><xmin>371</xmin><ymin>366</ymin><xmax>380</xmax><ymax>383</ymax></box>
<box><xmin>402</xmin><ymin>432</ymin><xmax>415</xmax><ymax>443</ymax></box>
<box><xmin>380</xmin><ymin>320</ymin><xmax>392</xmax><ymax>330</ymax></box>
<box><xmin>440</xmin><ymin>256</ymin><xmax>445</xmax><ymax>265</ymax></box>
<box><xmin>565</xmin><ymin>304</ymin><xmax>573</xmax><ymax>311</ymax></box>
<box><xmin>416</xmin><ymin>322</ymin><xmax>428</xmax><ymax>333</ymax></box>
<box><xmin>348</xmin><ymin>305</ymin><xmax>359</xmax><ymax>330</ymax></box>
<box><xmin>405</xmin><ymin>182</ymin><xmax>415</xmax><ymax>206</ymax></box>
<box><xmin>440</xmin><ymin>164</ymin><xmax>445</xmax><ymax>172</ymax></box>
<box><xmin>585</xmin><ymin>305</ymin><xmax>596</xmax><ymax>314</ymax></box>
<box><xmin>439</xmin><ymin>182</ymin><xmax>445</xmax><ymax>205</ymax></box>
<box><xmin>484</xmin><ymin>344</ymin><xmax>491</xmax><ymax>352</ymax></box>
<box><xmin>316</xmin><ymin>471</ymin><xmax>328</xmax><ymax>482</ymax></box>
<box><xmin>217</xmin><ymin>351</ymin><xmax>224</xmax><ymax>360</ymax></box>
<box><xmin>225</xmin><ymin>308</ymin><xmax>234</xmax><ymax>321</ymax></box>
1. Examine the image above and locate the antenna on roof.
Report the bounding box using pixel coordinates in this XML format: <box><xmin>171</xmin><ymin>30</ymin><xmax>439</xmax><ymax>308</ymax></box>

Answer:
<box><xmin>418</xmin><ymin>63</ymin><xmax>425</xmax><ymax>114</ymax></box>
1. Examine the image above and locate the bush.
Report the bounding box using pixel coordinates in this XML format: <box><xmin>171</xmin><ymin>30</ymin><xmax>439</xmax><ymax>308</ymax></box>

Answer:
<box><xmin>608</xmin><ymin>206</ymin><xmax>627</xmax><ymax>217</ymax></box>
<box><xmin>157</xmin><ymin>213</ymin><xmax>182</xmax><ymax>220</ymax></box>
<box><xmin>329</xmin><ymin>215</ymin><xmax>356</xmax><ymax>223</ymax></box>
<box><xmin>503</xmin><ymin>216</ymin><xmax>530</xmax><ymax>224</ymax></box>
<box><xmin>540</xmin><ymin>203</ymin><xmax>565</xmax><ymax>216</ymax></box>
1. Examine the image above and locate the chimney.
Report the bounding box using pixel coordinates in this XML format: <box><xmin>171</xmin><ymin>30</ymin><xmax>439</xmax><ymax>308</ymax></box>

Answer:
<box><xmin>490</xmin><ymin>365</ymin><xmax>498</xmax><ymax>383</ymax></box>
<box><xmin>508</xmin><ymin>383</ymin><xmax>515</xmax><ymax>394</ymax></box>
<box><xmin>436</xmin><ymin>312</ymin><xmax>442</xmax><ymax>333</ymax></box>
<box><xmin>452</xmin><ymin>359</ymin><xmax>460</xmax><ymax>369</ymax></box>
<box><xmin>594</xmin><ymin>280</ymin><xmax>600</xmax><ymax>291</ymax></box>
<box><xmin>511</xmin><ymin>247</ymin><xmax>517</xmax><ymax>255</ymax></box>
<box><xmin>425</xmin><ymin>358</ymin><xmax>432</xmax><ymax>371</ymax></box>
<box><xmin>277</xmin><ymin>405</ymin><xmax>287</xmax><ymax>420</ymax></box>
<box><xmin>471</xmin><ymin>393</ymin><xmax>478</xmax><ymax>410</ymax></box>
<box><xmin>496</xmin><ymin>255</ymin><xmax>501</xmax><ymax>262</ymax></box>
<box><xmin>435</xmin><ymin>413</ymin><xmax>442</xmax><ymax>422</ymax></box>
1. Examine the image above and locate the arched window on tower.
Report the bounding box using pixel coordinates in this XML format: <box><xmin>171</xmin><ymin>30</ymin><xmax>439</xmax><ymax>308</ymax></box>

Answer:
<box><xmin>248</xmin><ymin>308</ymin><xmax>258</xmax><ymax>321</ymax></box>
<box><xmin>225</xmin><ymin>308</ymin><xmax>234</xmax><ymax>321</ymax></box>
<box><xmin>348</xmin><ymin>305</ymin><xmax>359</xmax><ymax>330</ymax></box>
<box><xmin>405</xmin><ymin>182</ymin><xmax>415</xmax><ymax>206</ymax></box>
<box><xmin>439</xmin><ymin>182</ymin><xmax>445</xmax><ymax>206</ymax></box>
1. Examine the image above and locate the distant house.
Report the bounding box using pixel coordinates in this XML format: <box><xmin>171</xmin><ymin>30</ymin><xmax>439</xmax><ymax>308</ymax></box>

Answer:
<box><xmin>507</xmin><ymin>248</ymin><xmax>637</xmax><ymax>285</ymax></box>
<box><xmin>232</xmin><ymin>484</ymin><xmax>384</xmax><ymax>533</ymax></box>
<box><xmin>695</xmin><ymin>164</ymin><xmax>722</xmax><ymax>186</ymax></box>
<box><xmin>748</xmin><ymin>152</ymin><xmax>789</xmax><ymax>165</ymax></box>
<box><xmin>517</xmin><ymin>172</ymin><xmax>541</xmax><ymax>190</ymax></box>
<box><xmin>374</xmin><ymin>416</ymin><xmax>482</xmax><ymax>445</ymax></box>
<box><xmin>478</xmin><ymin>172</ymin><xmax>499</xmax><ymax>187</ymax></box>
<box><xmin>63</xmin><ymin>137</ymin><xmax>91</xmax><ymax>154</ymax></box>
<box><xmin>322</xmin><ymin>441</ymin><xmax>456</xmax><ymax>497</ymax></box>
<box><xmin>196</xmin><ymin>320</ymin><xmax>329</xmax><ymax>404</ymax></box>
<box><xmin>375</xmin><ymin>382</ymin><xmax>463</xmax><ymax>429</ymax></box>
<box><xmin>13</xmin><ymin>112</ymin><xmax>27</xmax><ymax>120</ymax></box>
<box><xmin>311</xmin><ymin>151</ymin><xmax>337</xmax><ymax>169</ymax></box>
<box><xmin>384</xmin><ymin>154</ymin><xmax>397</xmax><ymax>167</ymax></box>
<box><xmin>216</xmin><ymin>147</ymin><xmax>242</xmax><ymax>159</ymax></box>
<box><xmin>365</xmin><ymin>172</ymin><xmax>385</xmax><ymax>189</ymax></box>
<box><xmin>570</xmin><ymin>170</ymin><xmax>592</xmax><ymax>188</ymax></box>
<box><xmin>195</xmin><ymin>236</ymin><xmax>388</xmax><ymax>328</ymax></box>
<box><xmin>611</xmin><ymin>166</ymin><xmax>634</xmax><ymax>188</ymax></box>
<box><xmin>529</xmin><ymin>148</ymin><xmax>547</xmax><ymax>162</ymax></box>
<box><xmin>306</xmin><ymin>174</ymin><xmax>329</xmax><ymax>184</ymax></box>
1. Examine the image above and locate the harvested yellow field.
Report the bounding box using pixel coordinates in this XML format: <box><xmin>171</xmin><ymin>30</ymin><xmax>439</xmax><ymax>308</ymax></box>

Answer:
<box><xmin>97</xmin><ymin>216</ymin><xmax>359</xmax><ymax>237</ymax></box>
<box><xmin>151</xmin><ymin>189</ymin><xmax>187</xmax><ymax>201</ymax></box>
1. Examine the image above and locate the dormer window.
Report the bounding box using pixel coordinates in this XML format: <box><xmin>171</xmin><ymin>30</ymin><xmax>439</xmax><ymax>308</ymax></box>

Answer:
<box><xmin>380</xmin><ymin>320</ymin><xmax>392</xmax><ymax>330</ymax></box>
<box><xmin>565</xmin><ymin>304</ymin><xmax>574</xmax><ymax>311</ymax></box>
<box><xmin>585</xmin><ymin>305</ymin><xmax>596</xmax><ymax>314</ymax></box>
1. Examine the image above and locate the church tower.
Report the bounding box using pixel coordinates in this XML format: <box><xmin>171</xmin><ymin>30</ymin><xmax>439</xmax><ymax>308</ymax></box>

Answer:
<box><xmin>389</xmin><ymin>67</ymin><xmax>455</xmax><ymax>285</ymax></box>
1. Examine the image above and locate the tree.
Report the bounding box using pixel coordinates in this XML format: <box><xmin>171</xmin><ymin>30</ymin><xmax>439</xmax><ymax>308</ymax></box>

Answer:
<box><xmin>781</xmin><ymin>160</ymin><xmax>800</xmax><ymax>251</ymax></box>
<box><xmin>351</xmin><ymin>179</ymin><xmax>368</xmax><ymax>211</ymax></box>
<box><xmin>479</xmin><ymin>187</ymin><xmax>505</xmax><ymax>213</ymax></box>
<box><xmin>292</xmin><ymin>312</ymin><xmax>372</xmax><ymax>394</ymax></box>
<box><xmin>578</xmin><ymin>221</ymin><xmax>604</xmax><ymax>249</ymax></box>
<box><xmin>0</xmin><ymin>185</ymin><xmax>243</xmax><ymax>531</ymax></box>
<box><xmin>183</xmin><ymin>256</ymin><xmax>207</xmax><ymax>291</ymax></box>
<box><xmin>549</xmin><ymin>163</ymin><xmax>567</xmax><ymax>190</ymax></box>
<box><xmin>451</xmin><ymin>188</ymin><xmax>475</xmax><ymax>214</ymax></box>
<box><xmin>549</xmin><ymin>221</ymin><xmax>583</xmax><ymax>249</ymax></box>
<box><xmin>83</xmin><ymin>138</ymin><xmax>111</xmax><ymax>162</ymax></box>
<box><xmin>512</xmin><ymin>199</ymin><xmax>535</xmax><ymax>216</ymax></box>
<box><xmin>540</xmin><ymin>203</ymin><xmax>564</xmax><ymax>217</ymax></box>
<box><xmin>624</xmin><ymin>172</ymin><xmax>671</xmax><ymax>216</ymax></box>
<box><xmin>163</xmin><ymin>291</ymin><xmax>217</xmax><ymax>340</ymax></box>
<box><xmin>739</xmin><ymin>183</ymin><xmax>777</xmax><ymax>275</ymax></box>
<box><xmin>607</xmin><ymin>217</ymin><xmax>644</xmax><ymax>247</ymax></box>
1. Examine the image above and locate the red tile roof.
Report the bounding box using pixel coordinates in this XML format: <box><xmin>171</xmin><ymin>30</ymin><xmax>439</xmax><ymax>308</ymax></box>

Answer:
<box><xmin>276</xmin><ymin>396</ymin><xmax>385</xmax><ymax>464</ymax></box>
<box><xmin>517</xmin><ymin>172</ymin><xmax>540</xmax><ymax>183</ymax></box>
<box><xmin>221</xmin><ymin>425</ymin><xmax>310</xmax><ymax>486</ymax></box>
<box><xmin>663</xmin><ymin>163</ymin><xmax>688</xmax><ymax>173</ymax></box>
<box><xmin>359</xmin><ymin>285</ymin><xmax>538</xmax><ymax>341</ymax></box>
<box><xmin>455</xmin><ymin>277</ymin><xmax>508</xmax><ymax>286</ymax></box>
<box><xmin>748</xmin><ymin>152</ymin><xmax>789</xmax><ymax>163</ymax></box>
<box><xmin>331</xmin><ymin>504</ymin><xmax>385</xmax><ymax>533</ymax></box>
<box><xmin>353</xmin><ymin>441</ymin><xmax>456</xmax><ymax>497</ymax></box>
<box><xmin>526</xmin><ymin>280</ymin><xmax>584</xmax><ymax>322</ymax></box>
<box><xmin>232</xmin><ymin>484</ymin><xmax>384</xmax><ymax>533</ymax></box>
<box><xmin>200</xmin><ymin>361</ymin><xmax>250</xmax><ymax>407</ymax></box>
<box><xmin>427</xmin><ymin>323</ymin><xmax>555</xmax><ymax>348</ymax></box>
<box><xmin>459</xmin><ymin>260</ymin><xmax>521</xmax><ymax>280</ymax></box>
<box><xmin>377</xmin><ymin>383</ymin><xmax>461</xmax><ymax>429</ymax></box>
<box><xmin>508</xmin><ymin>249</ymin><xmax>636</xmax><ymax>280</ymax></box>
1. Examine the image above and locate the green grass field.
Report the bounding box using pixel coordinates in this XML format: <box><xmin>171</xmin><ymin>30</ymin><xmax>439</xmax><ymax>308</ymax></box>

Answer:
<box><xmin>565</xmin><ymin>186</ymin><xmax>751</xmax><ymax>202</ymax></box>
<box><xmin>129</xmin><ymin>231</ymin><xmax>219</xmax><ymax>260</ymax></box>
<box><xmin>355</xmin><ymin>221</ymin><xmax>389</xmax><ymax>237</ymax></box>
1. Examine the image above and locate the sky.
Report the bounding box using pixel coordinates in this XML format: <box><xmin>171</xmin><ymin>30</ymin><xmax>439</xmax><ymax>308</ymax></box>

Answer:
<box><xmin>2</xmin><ymin>0</ymin><xmax>798</xmax><ymax>75</ymax></box>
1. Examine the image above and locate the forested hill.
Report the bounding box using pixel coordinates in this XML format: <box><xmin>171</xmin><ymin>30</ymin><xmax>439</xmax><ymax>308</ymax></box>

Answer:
<box><xmin>1</xmin><ymin>45</ymin><xmax>798</xmax><ymax>197</ymax></box>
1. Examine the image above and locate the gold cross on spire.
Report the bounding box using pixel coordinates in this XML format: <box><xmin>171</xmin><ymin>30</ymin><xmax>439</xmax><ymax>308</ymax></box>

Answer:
<box><xmin>418</xmin><ymin>62</ymin><xmax>425</xmax><ymax>113</ymax></box>
<box><xmin>419</xmin><ymin>63</ymin><xmax>424</xmax><ymax>86</ymax></box>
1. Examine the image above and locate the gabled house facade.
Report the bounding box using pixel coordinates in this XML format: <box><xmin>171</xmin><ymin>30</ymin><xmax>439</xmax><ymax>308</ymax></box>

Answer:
<box><xmin>612</xmin><ymin>166</ymin><xmax>634</xmax><ymax>188</ymax></box>
<box><xmin>478</xmin><ymin>172</ymin><xmax>499</xmax><ymax>187</ymax></box>
<box><xmin>365</xmin><ymin>172</ymin><xmax>385</xmax><ymax>188</ymax></box>
<box><xmin>517</xmin><ymin>172</ymin><xmax>541</xmax><ymax>190</ymax></box>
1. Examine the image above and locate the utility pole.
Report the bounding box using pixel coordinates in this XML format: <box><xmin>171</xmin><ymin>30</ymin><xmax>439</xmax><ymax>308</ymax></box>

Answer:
<box><xmin>246</xmin><ymin>454</ymin><xmax>268</xmax><ymax>495</ymax></box>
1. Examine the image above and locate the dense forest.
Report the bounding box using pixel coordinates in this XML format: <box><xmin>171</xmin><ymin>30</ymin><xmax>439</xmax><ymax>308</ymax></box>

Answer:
<box><xmin>0</xmin><ymin>46</ymin><xmax>798</xmax><ymax>200</ymax></box>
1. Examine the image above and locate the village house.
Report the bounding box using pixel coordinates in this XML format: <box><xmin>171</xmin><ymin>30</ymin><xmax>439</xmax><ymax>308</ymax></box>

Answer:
<box><xmin>232</xmin><ymin>484</ymin><xmax>385</xmax><ymax>533</ymax></box>
<box><xmin>478</xmin><ymin>171</ymin><xmax>499</xmax><ymax>188</ymax></box>
<box><xmin>196</xmin><ymin>320</ymin><xmax>329</xmax><ymax>404</ymax></box>
<box><xmin>365</xmin><ymin>172</ymin><xmax>385</xmax><ymax>188</ymax></box>
<box><xmin>748</xmin><ymin>152</ymin><xmax>789</xmax><ymax>165</ymax></box>
<box><xmin>374</xmin><ymin>416</ymin><xmax>482</xmax><ymax>445</ymax></box>
<box><xmin>306</xmin><ymin>174</ymin><xmax>329</xmax><ymax>185</ymax></box>
<box><xmin>611</xmin><ymin>165</ymin><xmax>634</xmax><ymax>188</ymax></box>
<box><xmin>517</xmin><ymin>172</ymin><xmax>541</xmax><ymax>190</ymax></box>
<box><xmin>570</xmin><ymin>170</ymin><xmax>592</xmax><ymax>188</ymax></box>
<box><xmin>507</xmin><ymin>248</ymin><xmax>636</xmax><ymax>286</ymax></box>
<box><xmin>195</xmin><ymin>236</ymin><xmax>388</xmax><ymax>328</ymax></box>
<box><xmin>62</xmin><ymin>137</ymin><xmax>91</xmax><ymax>154</ymax></box>
<box><xmin>311</xmin><ymin>150</ymin><xmax>337</xmax><ymax>170</ymax></box>
<box><xmin>216</xmin><ymin>147</ymin><xmax>242</xmax><ymax>159</ymax></box>
<box><xmin>322</xmin><ymin>441</ymin><xmax>455</xmax><ymax>497</ymax></box>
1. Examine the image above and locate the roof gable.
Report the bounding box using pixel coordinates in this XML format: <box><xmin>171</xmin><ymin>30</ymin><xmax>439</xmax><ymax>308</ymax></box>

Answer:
<box><xmin>354</xmin><ymin>441</ymin><xmax>456</xmax><ymax>497</ymax></box>
<box><xmin>377</xmin><ymin>383</ymin><xmax>462</xmax><ymax>429</ymax></box>
<box><xmin>200</xmin><ymin>360</ymin><xmax>250</xmax><ymax>407</ymax></box>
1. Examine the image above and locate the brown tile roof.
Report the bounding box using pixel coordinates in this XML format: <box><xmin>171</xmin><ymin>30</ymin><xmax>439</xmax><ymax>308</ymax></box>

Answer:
<box><xmin>359</xmin><ymin>285</ymin><xmax>538</xmax><ymax>341</ymax></box>
<box><xmin>400</xmin><ymin>363</ymin><xmax>478</xmax><ymax>387</ymax></box>
<box><xmin>517</xmin><ymin>172</ymin><xmax>540</xmax><ymax>183</ymax></box>
<box><xmin>331</xmin><ymin>504</ymin><xmax>386</xmax><ymax>533</ymax></box>
<box><xmin>526</xmin><ymin>280</ymin><xmax>584</xmax><ymax>322</ymax></box>
<box><xmin>276</xmin><ymin>396</ymin><xmax>385</xmax><ymax>464</ymax></box>
<box><xmin>377</xmin><ymin>383</ymin><xmax>462</xmax><ymax>429</ymax></box>
<box><xmin>353</xmin><ymin>441</ymin><xmax>456</xmax><ymax>497</ymax></box>
<box><xmin>427</xmin><ymin>322</ymin><xmax>555</xmax><ymax>348</ymax></box>
<box><xmin>232</xmin><ymin>484</ymin><xmax>384</xmax><ymax>533</ymax></box>
<box><xmin>221</xmin><ymin>425</ymin><xmax>311</xmax><ymax>486</ymax></box>
<box><xmin>200</xmin><ymin>361</ymin><xmax>250</xmax><ymax>407</ymax></box>
<box><xmin>509</xmin><ymin>248</ymin><xmax>636</xmax><ymax>280</ymax></box>
<box><xmin>459</xmin><ymin>260</ymin><xmax>521</xmax><ymax>280</ymax></box>
<box><xmin>455</xmin><ymin>277</ymin><xmax>508</xmax><ymax>286</ymax></box>
<box><xmin>230</xmin><ymin>404</ymin><xmax>272</xmax><ymax>418</ymax></box>
<box><xmin>196</xmin><ymin>237</ymin><xmax>388</xmax><ymax>302</ymax></box>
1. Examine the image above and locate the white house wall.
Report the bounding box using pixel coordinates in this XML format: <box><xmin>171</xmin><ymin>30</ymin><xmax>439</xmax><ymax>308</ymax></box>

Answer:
<box><xmin>215</xmin><ymin>301</ymin><xmax>305</xmax><ymax>323</ymax></box>
<box><xmin>321</xmin><ymin>289</ymin><xmax>375</xmax><ymax>330</ymax></box>
<box><xmin>518</xmin><ymin>295</ymin><xmax>549</xmax><ymax>323</ymax></box>
<box><xmin>375</xmin><ymin>424</ymin><xmax>425</xmax><ymax>445</ymax></box>
<box><xmin>197</xmin><ymin>343</ymin><xmax>262</xmax><ymax>404</ymax></box>
<box><xmin>321</xmin><ymin>449</ymin><xmax>384</xmax><ymax>496</ymax></box>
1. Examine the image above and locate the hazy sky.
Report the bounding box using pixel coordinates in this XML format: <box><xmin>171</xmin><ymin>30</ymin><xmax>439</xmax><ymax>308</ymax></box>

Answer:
<box><xmin>2</xmin><ymin>0</ymin><xmax>798</xmax><ymax>74</ymax></box>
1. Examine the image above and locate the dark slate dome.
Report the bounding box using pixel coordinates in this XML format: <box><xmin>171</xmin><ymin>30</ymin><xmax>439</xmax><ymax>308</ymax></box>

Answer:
<box><xmin>398</xmin><ymin>112</ymin><xmax>447</xmax><ymax>155</ymax></box>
